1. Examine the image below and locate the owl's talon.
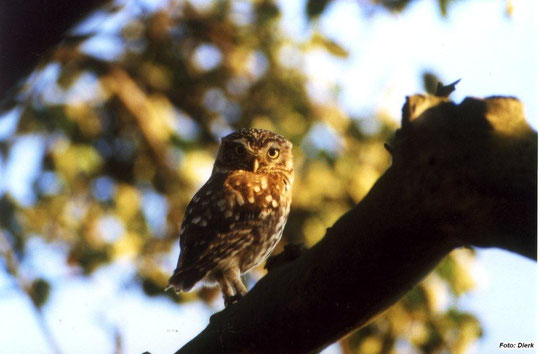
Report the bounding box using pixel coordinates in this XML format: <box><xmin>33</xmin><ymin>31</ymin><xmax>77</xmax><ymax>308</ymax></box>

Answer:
<box><xmin>224</xmin><ymin>294</ymin><xmax>243</xmax><ymax>307</ymax></box>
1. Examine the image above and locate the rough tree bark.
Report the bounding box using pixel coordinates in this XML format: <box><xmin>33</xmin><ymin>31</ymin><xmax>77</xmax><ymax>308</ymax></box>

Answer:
<box><xmin>176</xmin><ymin>94</ymin><xmax>537</xmax><ymax>353</ymax></box>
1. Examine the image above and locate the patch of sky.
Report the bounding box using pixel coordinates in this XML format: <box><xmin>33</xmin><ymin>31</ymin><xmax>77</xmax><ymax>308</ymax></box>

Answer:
<box><xmin>246</xmin><ymin>51</ymin><xmax>269</xmax><ymax>80</ymax></box>
<box><xmin>22</xmin><ymin>237</ymin><xmax>72</xmax><ymax>280</ymax></box>
<box><xmin>70</xmin><ymin>10</ymin><xmax>112</xmax><ymax>35</ymax></box>
<box><xmin>203</xmin><ymin>88</ymin><xmax>228</xmax><ymax>114</ymax></box>
<box><xmin>66</xmin><ymin>72</ymin><xmax>107</xmax><ymax>103</ymax></box>
<box><xmin>0</xmin><ymin>107</ymin><xmax>20</xmax><ymax>141</ymax></box>
<box><xmin>190</xmin><ymin>0</ymin><xmax>215</xmax><ymax>12</ymax></box>
<box><xmin>355</xmin><ymin>116</ymin><xmax>382</xmax><ymax>136</ymax></box>
<box><xmin>141</xmin><ymin>190</ymin><xmax>169</xmax><ymax>237</ymax></box>
<box><xmin>0</xmin><ymin>154</ymin><xmax>4</xmax><ymax>196</ymax></box>
<box><xmin>304</xmin><ymin>49</ymin><xmax>344</xmax><ymax>104</ymax></box>
<box><xmin>80</xmin><ymin>35</ymin><xmax>126</xmax><ymax>61</ymax></box>
<box><xmin>223</xmin><ymin>101</ymin><xmax>242</xmax><ymax>123</ymax></box>
<box><xmin>276</xmin><ymin>0</ymin><xmax>310</xmax><ymax>40</ymax></box>
<box><xmin>97</xmin><ymin>215</ymin><xmax>125</xmax><ymax>243</ymax></box>
<box><xmin>457</xmin><ymin>249</ymin><xmax>537</xmax><ymax>353</ymax></box>
<box><xmin>314</xmin><ymin>0</ymin><xmax>538</xmax><ymax>124</ymax></box>
<box><xmin>92</xmin><ymin>176</ymin><xmax>116</xmax><ymax>201</ymax></box>
<box><xmin>278</xmin><ymin>44</ymin><xmax>304</xmax><ymax>69</ymax></box>
<box><xmin>41</xmin><ymin>70</ymin><xmax>103</xmax><ymax>106</ymax></box>
<box><xmin>28</xmin><ymin>63</ymin><xmax>61</xmax><ymax>104</ymax></box>
<box><xmin>173</xmin><ymin>108</ymin><xmax>200</xmax><ymax>141</ymax></box>
<box><xmin>71</xmin><ymin>1</ymin><xmax>136</xmax><ymax>37</ymax></box>
<box><xmin>45</xmin><ymin>276</ymin><xmax>118</xmax><ymax>353</ymax></box>
<box><xmin>0</xmin><ymin>287</ymin><xmax>59</xmax><ymax>354</ymax></box>
<box><xmin>165</xmin><ymin>239</ymin><xmax>180</xmax><ymax>272</ymax></box>
<box><xmin>3</xmin><ymin>135</ymin><xmax>46</xmax><ymax>206</ymax></box>
<box><xmin>0</xmin><ymin>250</ymin><xmax>11</xmax><ymax>292</ymax></box>
<box><xmin>303</xmin><ymin>123</ymin><xmax>343</xmax><ymax>157</ymax></box>
<box><xmin>122</xmin><ymin>0</ymin><xmax>171</xmax><ymax>13</ymax></box>
<box><xmin>209</xmin><ymin>117</ymin><xmax>233</xmax><ymax>139</ymax></box>
<box><xmin>320</xmin><ymin>343</ymin><xmax>341</xmax><ymax>354</ymax></box>
<box><xmin>104</xmin><ymin>292</ymin><xmax>210</xmax><ymax>353</ymax></box>
<box><xmin>229</xmin><ymin>1</ymin><xmax>254</xmax><ymax>26</ymax></box>
<box><xmin>204</xmin><ymin>88</ymin><xmax>241</xmax><ymax>122</ymax></box>
<box><xmin>193</xmin><ymin>44</ymin><xmax>223</xmax><ymax>71</ymax></box>
<box><xmin>36</xmin><ymin>171</ymin><xmax>63</xmax><ymax>196</ymax></box>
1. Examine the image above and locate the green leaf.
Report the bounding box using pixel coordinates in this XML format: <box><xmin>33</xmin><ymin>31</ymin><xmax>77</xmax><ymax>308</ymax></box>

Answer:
<box><xmin>256</xmin><ymin>0</ymin><xmax>280</xmax><ymax>24</ymax></box>
<box><xmin>438</xmin><ymin>0</ymin><xmax>456</xmax><ymax>17</ymax></box>
<box><xmin>422</xmin><ymin>71</ymin><xmax>441</xmax><ymax>95</ymax></box>
<box><xmin>306</xmin><ymin>0</ymin><xmax>332</xmax><ymax>19</ymax></box>
<box><xmin>381</xmin><ymin>0</ymin><xmax>412</xmax><ymax>13</ymax></box>
<box><xmin>30</xmin><ymin>278</ymin><xmax>51</xmax><ymax>308</ymax></box>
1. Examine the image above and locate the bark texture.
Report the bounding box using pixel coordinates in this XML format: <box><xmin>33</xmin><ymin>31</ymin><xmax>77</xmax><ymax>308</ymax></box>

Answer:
<box><xmin>176</xmin><ymin>95</ymin><xmax>537</xmax><ymax>353</ymax></box>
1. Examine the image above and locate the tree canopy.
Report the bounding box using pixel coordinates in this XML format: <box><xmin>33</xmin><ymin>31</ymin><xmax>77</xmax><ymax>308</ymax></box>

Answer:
<box><xmin>0</xmin><ymin>0</ymin><xmax>532</xmax><ymax>353</ymax></box>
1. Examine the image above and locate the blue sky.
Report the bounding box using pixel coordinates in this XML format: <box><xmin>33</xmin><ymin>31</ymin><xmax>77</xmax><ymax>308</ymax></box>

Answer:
<box><xmin>0</xmin><ymin>0</ymin><xmax>537</xmax><ymax>353</ymax></box>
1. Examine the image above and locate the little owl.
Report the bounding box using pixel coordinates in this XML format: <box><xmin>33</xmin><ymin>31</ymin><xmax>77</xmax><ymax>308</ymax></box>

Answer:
<box><xmin>167</xmin><ymin>128</ymin><xmax>294</xmax><ymax>306</ymax></box>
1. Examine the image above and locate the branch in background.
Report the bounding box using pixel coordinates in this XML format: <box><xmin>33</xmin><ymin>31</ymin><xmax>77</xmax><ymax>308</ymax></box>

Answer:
<box><xmin>176</xmin><ymin>94</ymin><xmax>536</xmax><ymax>353</ymax></box>
<box><xmin>0</xmin><ymin>230</ymin><xmax>63</xmax><ymax>354</ymax></box>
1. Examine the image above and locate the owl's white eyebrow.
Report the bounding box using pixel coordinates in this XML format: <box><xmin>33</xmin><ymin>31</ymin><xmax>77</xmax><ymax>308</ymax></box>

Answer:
<box><xmin>263</xmin><ymin>140</ymin><xmax>280</xmax><ymax>147</ymax></box>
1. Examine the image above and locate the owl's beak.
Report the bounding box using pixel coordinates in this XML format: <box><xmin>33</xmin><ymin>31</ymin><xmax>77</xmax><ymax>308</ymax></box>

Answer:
<box><xmin>252</xmin><ymin>158</ymin><xmax>259</xmax><ymax>173</ymax></box>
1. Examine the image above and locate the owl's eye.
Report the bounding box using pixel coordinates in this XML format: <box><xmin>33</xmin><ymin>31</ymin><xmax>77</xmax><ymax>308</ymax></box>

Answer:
<box><xmin>267</xmin><ymin>148</ymin><xmax>280</xmax><ymax>159</ymax></box>
<box><xmin>234</xmin><ymin>145</ymin><xmax>246</xmax><ymax>155</ymax></box>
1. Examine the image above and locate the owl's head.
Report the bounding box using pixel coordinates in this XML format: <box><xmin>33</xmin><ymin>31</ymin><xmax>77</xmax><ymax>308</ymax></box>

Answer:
<box><xmin>214</xmin><ymin>128</ymin><xmax>293</xmax><ymax>174</ymax></box>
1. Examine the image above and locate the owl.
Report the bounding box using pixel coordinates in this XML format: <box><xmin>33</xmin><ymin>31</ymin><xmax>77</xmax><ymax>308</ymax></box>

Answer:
<box><xmin>167</xmin><ymin>128</ymin><xmax>294</xmax><ymax>307</ymax></box>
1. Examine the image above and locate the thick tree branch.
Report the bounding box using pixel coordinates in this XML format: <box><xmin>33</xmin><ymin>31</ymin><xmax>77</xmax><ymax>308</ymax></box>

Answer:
<box><xmin>177</xmin><ymin>95</ymin><xmax>536</xmax><ymax>353</ymax></box>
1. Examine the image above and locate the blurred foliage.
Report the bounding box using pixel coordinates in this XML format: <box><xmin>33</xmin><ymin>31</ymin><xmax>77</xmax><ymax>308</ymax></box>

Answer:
<box><xmin>422</xmin><ymin>71</ymin><xmax>441</xmax><ymax>95</ymax></box>
<box><xmin>29</xmin><ymin>278</ymin><xmax>52</xmax><ymax>308</ymax></box>
<box><xmin>0</xmin><ymin>0</ymin><xmax>481</xmax><ymax>352</ymax></box>
<box><xmin>305</xmin><ymin>0</ymin><xmax>459</xmax><ymax>19</ymax></box>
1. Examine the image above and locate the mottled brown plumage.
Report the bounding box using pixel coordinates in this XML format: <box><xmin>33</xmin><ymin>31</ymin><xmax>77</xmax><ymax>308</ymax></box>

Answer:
<box><xmin>167</xmin><ymin>128</ymin><xmax>294</xmax><ymax>306</ymax></box>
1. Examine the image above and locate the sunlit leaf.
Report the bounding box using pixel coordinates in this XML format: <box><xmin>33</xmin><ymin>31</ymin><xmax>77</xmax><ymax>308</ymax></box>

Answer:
<box><xmin>52</xmin><ymin>141</ymin><xmax>103</xmax><ymax>181</ymax></box>
<box><xmin>112</xmin><ymin>231</ymin><xmax>143</xmax><ymax>259</ymax></box>
<box><xmin>309</xmin><ymin>33</ymin><xmax>349</xmax><ymax>58</ymax></box>
<box><xmin>115</xmin><ymin>184</ymin><xmax>140</xmax><ymax>222</ymax></box>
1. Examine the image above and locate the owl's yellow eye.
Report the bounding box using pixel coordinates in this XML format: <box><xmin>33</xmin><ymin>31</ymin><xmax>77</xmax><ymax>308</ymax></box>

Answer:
<box><xmin>234</xmin><ymin>145</ymin><xmax>246</xmax><ymax>155</ymax></box>
<box><xmin>267</xmin><ymin>148</ymin><xmax>280</xmax><ymax>159</ymax></box>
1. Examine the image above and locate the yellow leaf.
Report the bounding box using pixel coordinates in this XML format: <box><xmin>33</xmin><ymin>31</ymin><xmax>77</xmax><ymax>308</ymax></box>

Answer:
<box><xmin>180</xmin><ymin>151</ymin><xmax>215</xmax><ymax>187</ymax></box>
<box><xmin>309</xmin><ymin>32</ymin><xmax>349</xmax><ymax>58</ymax></box>
<box><xmin>52</xmin><ymin>140</ymin><xmax>103</xmax><ymax>181</ymax></box>
<box><xmin>112</xmin><ymin>232</ymin><xmax>143</xmax><ymax>259</ymax></box>
<box><xmin>115</xmin><ymin>184</ymin><xmax>141</xmax><ymax>221</ymax></box>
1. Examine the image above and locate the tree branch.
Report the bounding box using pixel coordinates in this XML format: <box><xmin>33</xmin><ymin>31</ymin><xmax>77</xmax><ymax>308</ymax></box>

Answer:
<box><xmin>0</xmin><ymin>230</ymin><xmax>63</xmax><ymax>354</ymax></box>
<box><xmin>176</xmin><ymin>95</ymin><xmax>536</xmax><ymax>353</ymax></box>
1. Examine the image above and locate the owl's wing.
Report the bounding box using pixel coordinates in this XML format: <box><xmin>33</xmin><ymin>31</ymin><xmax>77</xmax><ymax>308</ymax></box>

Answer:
<box><xmin>169</xmin><ymin>176</ymin><xmax>264</xmax><ymax>291</ymax></box>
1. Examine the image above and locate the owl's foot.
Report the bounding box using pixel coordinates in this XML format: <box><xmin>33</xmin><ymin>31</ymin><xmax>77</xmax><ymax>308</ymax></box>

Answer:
<box><xmin>224</xmin><ymin>294</ymin><xmax>243</xmax><ymax>307</ymax></box>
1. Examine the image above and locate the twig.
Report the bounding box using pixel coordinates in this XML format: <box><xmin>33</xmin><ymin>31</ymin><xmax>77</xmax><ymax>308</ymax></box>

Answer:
<box><xmin>0</xmin><ymin>230</ymin><xmax>63</xmax><ymax>354</ymax></box>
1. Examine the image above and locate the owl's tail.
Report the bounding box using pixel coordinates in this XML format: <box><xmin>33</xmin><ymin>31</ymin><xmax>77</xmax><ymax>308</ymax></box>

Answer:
<box><xmin>166</xmin><ymin>268</ymin><xmax>202</xmax><ymax>293</ymax></box>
